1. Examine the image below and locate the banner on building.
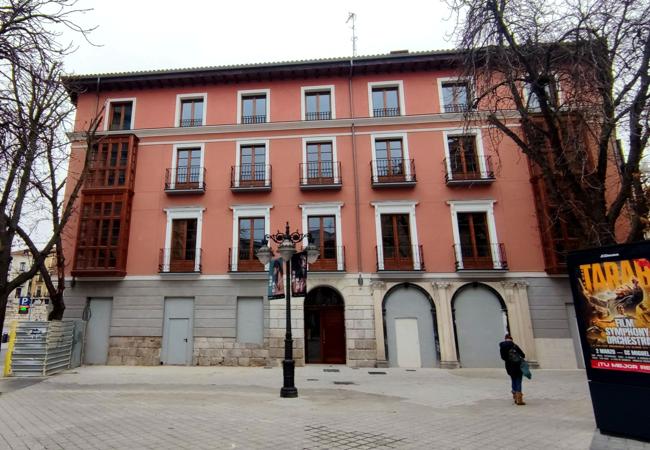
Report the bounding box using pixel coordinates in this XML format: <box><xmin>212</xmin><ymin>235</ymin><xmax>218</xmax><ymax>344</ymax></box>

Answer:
<box><xmin>268</xmin><ymin>257</ymin><xmax>285</xmax><ymax>300</ymax></box>
<box><xmin>291</xmin><ymin>251</ymin><xmax>307</xmax><ymax>297</ymax></box>
<box><xmin>569</xmin><ymin>249</ymin><xmax>650</xmax><ymax>374</ymax></box>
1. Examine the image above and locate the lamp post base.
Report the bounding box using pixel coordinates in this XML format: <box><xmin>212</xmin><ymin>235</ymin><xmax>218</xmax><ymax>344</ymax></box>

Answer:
<box><xmin>280</xmin><ymin>359</ymin><xmax>298</xmax><ymax>398</ymax></box>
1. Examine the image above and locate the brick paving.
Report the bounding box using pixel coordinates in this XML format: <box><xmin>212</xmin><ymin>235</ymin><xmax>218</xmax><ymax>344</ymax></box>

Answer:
<box><xmin>0</xmin><ymin>366</ymin><xmax>647</xmax><ymax>449</ymax></box>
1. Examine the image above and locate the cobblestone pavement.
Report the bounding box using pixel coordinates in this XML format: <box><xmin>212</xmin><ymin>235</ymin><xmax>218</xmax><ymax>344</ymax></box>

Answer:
<box><xmin>0</xmin><ymin>366</ymin><xmax>647</xmax><ymax>450</ymax></box>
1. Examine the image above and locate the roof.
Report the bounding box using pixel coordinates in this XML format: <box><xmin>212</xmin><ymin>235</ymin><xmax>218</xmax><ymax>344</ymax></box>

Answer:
<box><xmin>61</xmin><ymin>49</ymin><xmax>463</xmax><ymax>103</ymax></box>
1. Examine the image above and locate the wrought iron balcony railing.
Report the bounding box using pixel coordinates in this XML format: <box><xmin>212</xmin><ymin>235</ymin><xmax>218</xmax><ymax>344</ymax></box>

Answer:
<box><xmin>228</xmin><ymin>247</ymin><xmax>266</xmax><ymax>272</ymax></box>
<box><xmin>159</xmin><ymin>248</ymin><xmax>202</xmax><ymax>273</ymax></box>
<box><xmin>179</xmin><ymin>118</ymin><xmax>202</xmax><ymax>127</ymax></box>
<box><xmin>370</xmin><ymin>159</ymin><xmax>416</xmax><ymax>187</ymax></box>
<box><xmin>241</xmin><ymin>114</ymin><xmax>266</xmax><ymax>124</ymax></box>
<box><xmin>453</xmin><ymin>243</ymin><xmax>508</xmax><ymax>270</ymax></box>
<box><xmin>444</xmin><ymin>155</ymin><xmax>495</xmax><ymax>185</ymax></box>
<box><xmin>443</xmin><ymin>103</ymin><xmax>471</xmax><ymax>113</ymax></box>
<box><xmin>373</xmin><ymin>107</ymin><xmax>400</xmax><ymax>117</ymax></box>
<box><xmin>164</xmin><ymin>167</ymin><xmax>206</xmax><ymax>193</ymax></box>
<box><xmin>376</xmin><ymin>245</ymin><xmax>424</xmax><ymax>271</ymax></box>
<box><xmin>308</xmin><ymin>246</ymin><xmax>345</xmax><ymax>272</ymax></box>
<box><xmin>231</xmin><ymin>164</ymin><xmax>272</xmax><ymax>191</ymax></box>
<box><xmin>305</xmin><ymin>111</ymin><xmax>332</xmax><ymax>121</ymax></box>
<box><xmin>299</xmin><ymin>161</ymin><xmax>342</xmax><ymax>190</ymax></box>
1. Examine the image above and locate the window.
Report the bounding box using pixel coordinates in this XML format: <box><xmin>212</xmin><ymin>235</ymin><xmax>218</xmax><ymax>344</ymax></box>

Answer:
<box><xmin>380</xmin><ymin>214</ymin><xmax>413</xmax><ymax>270</ymax></box>
<box><xmin>525</xmin><ymin>79</ymin><xmax>558</xmax><ymax>111</ymax></box>
<box><xmin>304</xmin><ymin>90</ymin><xmax>332</xmax><ymax>120</ymax></box>
<box><xmin>15</xmin><ymin>287</ymin><xmax>22</xmax><ymax>298</ymax></box>
<box><xmin>175</xmin><ymin>147</ymin><xmax>202</xmax><ymax>187</ymax></box>
<box><xmin>372</xmin><ymin>86</ymin><xmax>400</xmax><ymax>117</ymax></box>
<box><xmin>178</xmin><ymin>97</ymin><xmax>204</xmax><ymax>127</ymax></box>
<box><xmin>162</xmin><ymin>207</ymin><xmax>204</xmax><ymax>273</ymax></box>
<box><xmin>239</xmin><ymin>144</ymin><xmax>267</xmax><ymax>186</ymax></box>
<box><xmin>169</xmin><ymin>219</ymin><xmax>198</xmax><ymax>272</ymax></box>
<box><xmin>457</xmin><ymin>212</ymin><xmax>492</xmax><ymax>269</ymax></box>
<box><xmin>19</xmin><ymin>262</ymin><xmax>26</xmax><ymax>272</ymax></box>
<box><xmin>448</xmin><ymin>200</ymin><xmax>505</xmax><ymax>270</ymax></box>
<box><xmin>439</xmin><ymin>80</ymin><xmax>471</xmax><ymax>113</ymax></box>
<box><xmin>306</xmin><ymin>142</ymin><xmax>334</xmax><ymax>181</ymax></box>
<box><xmin>108</xmin><ymin>100</ymin><xmax>134</xmax><ymax>131</ymax></box>
<box><xmin>75</xmin><ymin>195</ymin><xmax>124</xmax><ymax>271</ymax></box>
<box><xmin>375</xmin><ymin>139</ymin><xmax>404</xmax><ymax>179</ymax></box>
<box><xmin>36</xmin><ymin>287</ymin><xmax>42</xmax><ymax>298</ymax></box>
<box><xmin>239</xmin><ymin>91</ymin><xmax>269</xmax><ymax>124</ymax></box>
<box><xmin>448</xmin><ymin>135</ymin><xmax>479</xmax><ymax>177</ymax></box>
<box><xmin>238</xmin><ymin>217</ymin><xmax>265</xmax><ymax>271</ymax></box>
<box><xmin>308</xmin><ymin>216</ymin><xmax>337</xmax><ymax>271</ymax></box>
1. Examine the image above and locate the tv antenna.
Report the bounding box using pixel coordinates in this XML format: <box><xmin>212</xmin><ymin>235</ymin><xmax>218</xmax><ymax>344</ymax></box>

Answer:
<box><xmin>346</xmin><ymin>12</ymin><xmax>357</xmax><ymax>58</ymax></box>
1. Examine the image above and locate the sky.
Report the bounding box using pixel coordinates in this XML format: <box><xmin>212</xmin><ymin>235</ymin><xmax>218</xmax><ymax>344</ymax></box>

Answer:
<box><xmin>61</xmin><ymin>0</ymin><xmax>459</xmax><ymax>75</ymax></box>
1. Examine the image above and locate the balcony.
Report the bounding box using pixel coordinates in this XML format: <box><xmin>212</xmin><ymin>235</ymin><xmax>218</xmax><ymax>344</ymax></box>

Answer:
<box><xmin>159</xmin><ymin>248</ymin><xmax>202</xmax><ymax>273</ymax></box>
<box><xmin>373</xmin><ymin>107</ymin><xmax>400</xmax><ymax>117</ymax></box>
<box><xmin>443</xmin><ymin>103</ymin><xmax>470</xmax><ymax>113</ymax></box>
<box><xmin>371</xmin><ymin>159</ymin><xmax>416</xmax><ymax>188</ymax></box>
<box><xmin>453</xmin><ymin>243</ymin><xmax>508</xmax><ymax>270</ymax></box>
<box><xmin>179</xmin><ymin>118</ymin><xmax>202</xmax><ymax>127</ymax></box>
<box><xmin>241</xmin><ymin>115</ymin><xmax>266</xmax><ymax>124</ymax></box>
<box><xmin>231</xmin><ymin>164</ymin><xmax>272</xmax><ymax>192</ymax></box>
<box><xmin>305</xmin><ymin>111</ymin><xmax>332</xmax><ymax>121</ymax></box>
<box><xmin>299</xmin><ymin>162</ymin><xmax>342</xmax><ymax>190</ymax></box>
<box><xmin>308</xmin><ymin>246</ymin><xmax>345</xmax><ymax>272</ymax></box>
<box><xmin>228</xmin><ymin>248</ymin><xmax>266</xmax><ymax>272</ymax></box>
<box><xmin>164</xmin><ymin>167</ymin><xmax>206</xmax><ymax>194</ymax></box>
<box><xmin>444</xmin><ymin>156</ymin><xmax>495</xmax><ymax>185</ymax></box>
<box><xmin>376</xmin><ymin>245</ymin><xmax>424</xmax><ymax>271</ymax></box>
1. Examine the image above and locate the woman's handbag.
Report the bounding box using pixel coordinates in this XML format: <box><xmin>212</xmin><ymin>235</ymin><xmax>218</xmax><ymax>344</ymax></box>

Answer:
<box><xmin>520</xmin><ymin>360</ymin><xmax>532</xmax><ymax>379</ymax></box>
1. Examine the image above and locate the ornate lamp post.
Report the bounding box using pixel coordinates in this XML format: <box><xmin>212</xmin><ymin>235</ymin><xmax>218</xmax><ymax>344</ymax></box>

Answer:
<box><xmin>256</xmin><ymin>222</ymin><xmax>319</xmax><ymax>398</ymax></box>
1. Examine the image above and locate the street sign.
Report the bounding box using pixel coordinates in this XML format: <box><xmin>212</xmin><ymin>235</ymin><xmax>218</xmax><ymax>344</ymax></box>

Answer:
<box><xmin>18</xmin><ymin>297</ymin><xmax>30</xmax><ymax>315</ymax></box>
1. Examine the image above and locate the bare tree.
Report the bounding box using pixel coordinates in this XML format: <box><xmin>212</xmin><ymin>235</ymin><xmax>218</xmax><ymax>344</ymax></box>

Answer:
<box><xmin>446</xmin><ymin>0</ymin><xmax>650</xmax><ymax>247</ymax></box>
<box><xmin>0</xmin><ymin>0</ymin><xmax>97</xmax><ymax>342</ymax></box>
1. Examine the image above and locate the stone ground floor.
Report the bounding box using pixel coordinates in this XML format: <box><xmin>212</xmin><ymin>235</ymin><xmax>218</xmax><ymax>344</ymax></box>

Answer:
<box><xmin>63</xmin><ymin>273</ymin><xmax>582</xmax><ymax>370</ymax></box>
<box><xmin>0</xmin><ymin>366</ymin><xmax>647</xmax><ymax>449</ymax></box>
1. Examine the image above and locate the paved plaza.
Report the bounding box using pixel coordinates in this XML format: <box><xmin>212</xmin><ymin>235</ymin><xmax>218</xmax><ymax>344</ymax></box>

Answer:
<box><xmin>0</xmin><ymin>366</ymin><xmax>647</xmax><ymax>450</ymax></box>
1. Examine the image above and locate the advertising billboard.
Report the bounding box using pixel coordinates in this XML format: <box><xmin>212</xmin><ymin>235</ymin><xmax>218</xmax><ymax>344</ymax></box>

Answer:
<box><xmin>567</xmin><ymin>241</ymin><xmax>650</xmax><ymax>441</ymax></box>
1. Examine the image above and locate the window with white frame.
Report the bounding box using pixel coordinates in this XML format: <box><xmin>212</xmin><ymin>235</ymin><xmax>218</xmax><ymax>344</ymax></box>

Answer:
<box><xmin>235</xmin><ymin>140</ymin><xmax>270</xmax><ymax>188</ymax></box>
<box><xmin>370</xmin><ymin>133</ymin><xmax>413</xmax><ymax>183</ymax></box>
<box><xmin>168</xmin><ymin>143</ymin><xmax>205</xmax><ymax>190</ymax></box>
<box><xmin>162</xmin><ymin>207</ymin><xmax>204</xmax><ymax>273</ymax></box>
<box><xmin>447</xmin><ymin>200</ymin><xmax>506</xmax><ymax>270</ymax></box>
<box><xmin>437</xmin><ymin>78</ymin><xmax>472</xmax><ymax>113</ymax></box>
<box><xmin>301</xmin><ymin>85</ymin><xmax>335</xmax><ymax>120</ymax></box>
<box><xmin>368</xmin><ymin>81</ymin><xmax>405</xmax><ymax>117</ymax></box>
<box><xmin>443</xmin><ymin>129</ymin><xmax>492</xmax><ymax>181</ymax></box>
<box><xmin>524</xmin><ymin>77</ymin><xmax>559</xmax><ymax>111</ymax></box>
<box><xmin>371</xmin><ymin>201</ymin><xmax>421</xmax><ymax>271</ymax></box>
<box><xmin>230</xmin><ymin>205</ymin><xmax>271</xmax><ymax>271</ymax></box>
<box><xmin>301</xmin><ymin>137</ymin><xmax>339</xmax><ymax>185</ymax></box>
<box><xmin>238</xmin><ymin>89</ymin><xmax>270</xmax><ymax>124</ymax></box>
<box><xmin>176</xmin><ymin>93</ymin><xmax>206</xmax><ymax>127</ymax></box>
<box><xmin>105</xmin><ymin>98</ymin><xmax>136</xmax><ymax>131</ymax></box>
<box><xmin>300</xmin><ymin>203</ymin><xmax>344</xmax><ymax>271</ymax></box>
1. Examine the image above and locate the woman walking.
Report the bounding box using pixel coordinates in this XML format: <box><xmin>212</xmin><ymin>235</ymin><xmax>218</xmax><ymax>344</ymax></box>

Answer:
<box><xmin>499</xmin><ymin>334</ymin><xmax>526</xmax><ymax>405</ymax></box>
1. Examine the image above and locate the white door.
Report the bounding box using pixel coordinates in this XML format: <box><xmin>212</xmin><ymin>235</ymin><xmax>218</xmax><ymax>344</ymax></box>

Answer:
<box><xmin>162</xmin><ymin>298</ymin><xmax>194</xmax><ymax>365</ymax></box>
<box><xmin>166</xmin><ymin>318</ymin><xmax>190</xmax><ymax>365</ymax></box>
<box><xmin>395</xmin><ymin>318</ymin><xmax>421</xmax><ymax>368</ymax></box>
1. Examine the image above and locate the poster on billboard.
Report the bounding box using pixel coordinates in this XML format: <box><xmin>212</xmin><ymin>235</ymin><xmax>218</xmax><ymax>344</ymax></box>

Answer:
<box><xmin>291</xmin><ymin>251</ymin><xmax>307</xmax><ymax>297</ymax></box>
<box><xmin>268</xmin><ymin>257</ymin><xmax>285</xmax><ymax>300</ymax></box>
<box><xmin>568</xmin><ymin>243</ymin><xmax>650</xmax><ymax>376</ymax></box>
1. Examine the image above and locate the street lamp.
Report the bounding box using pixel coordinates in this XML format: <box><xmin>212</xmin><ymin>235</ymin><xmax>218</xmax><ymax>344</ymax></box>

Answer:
<box><xmin>256</xmin><ymin>222</ymin><xmax>319</xmax><ymax>398</ymax></box>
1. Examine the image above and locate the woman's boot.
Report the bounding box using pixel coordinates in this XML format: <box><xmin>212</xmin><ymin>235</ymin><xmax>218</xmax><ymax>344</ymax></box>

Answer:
<box><xmin>515</xmin><ymin>392</ymin><xmax>526</xmax><ymax>405</ymax></box>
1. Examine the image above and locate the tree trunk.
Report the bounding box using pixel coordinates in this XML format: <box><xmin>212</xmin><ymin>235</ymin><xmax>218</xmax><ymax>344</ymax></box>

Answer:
<box><xmin>48</xmin><ymin>291</ymin><xmax>65</xmax><ymax>321</ymax></box>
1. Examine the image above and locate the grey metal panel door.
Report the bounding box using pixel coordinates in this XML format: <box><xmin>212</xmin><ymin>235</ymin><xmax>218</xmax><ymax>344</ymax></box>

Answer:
<box><xmin>162</xmin><ymin>298</ymin><xmax>194</xmax><ymax>365</ymax></box>
<box><xmin>453</xmin><ymin>285</ymin><xmax>506</xmax><ymax>368</ymax></box>
<box><xmin>384</xmin><ymin>286</ymin><xmax>438</xmax><ymax>368</ymax></box>
<box><xmin>237</xmin><ymin>297</ymin><xmax>264</xmax><ymax>345</ymax></box>
<box><xmin>84</xmin><ymin>298</ymin><xmax>112</xmax><ymax>365</ymax></box>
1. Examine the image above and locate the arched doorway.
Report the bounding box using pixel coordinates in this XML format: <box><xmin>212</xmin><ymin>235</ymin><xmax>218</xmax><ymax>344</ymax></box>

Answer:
<box><xmin>452</xmin><ymin>283</ymin><xmax>508</xmax><ymax>368</ymax></box>
<box><xmin>383</xmin><ymin>283</ymin><xmax>439</xmax><ymax>368</ymax></box>
<box><xmin>304</xmin><ymin>286</ymin><xmax>346</xmax><ymax>364</ymax></box>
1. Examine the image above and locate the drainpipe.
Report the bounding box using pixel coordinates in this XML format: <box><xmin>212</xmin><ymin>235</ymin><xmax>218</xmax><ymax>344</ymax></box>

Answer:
<box><xmin>348</xmin><ymin>56</ymin><xmax>363</xmax><ymax>286</ymax></box>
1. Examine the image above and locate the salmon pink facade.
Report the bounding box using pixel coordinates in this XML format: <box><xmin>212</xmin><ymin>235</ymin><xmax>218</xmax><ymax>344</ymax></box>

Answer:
<box><xmin>62</xmin><ymin>51</ymin><xmax>581</xmax><ymax>369</ymax></box>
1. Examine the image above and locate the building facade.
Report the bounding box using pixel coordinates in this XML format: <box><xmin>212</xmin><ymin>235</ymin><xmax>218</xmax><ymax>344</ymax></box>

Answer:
<box><xmin>61</xmin><ymin>50</ymin><xmax>583</xmax><ymax>369</ymax></box>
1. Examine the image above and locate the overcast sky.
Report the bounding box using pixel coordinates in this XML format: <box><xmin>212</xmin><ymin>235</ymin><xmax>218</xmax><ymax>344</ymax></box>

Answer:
<box><xmin>62</xmin><ymin>0</ymin><xmax>458</xmax><ymax>75</ymax></box>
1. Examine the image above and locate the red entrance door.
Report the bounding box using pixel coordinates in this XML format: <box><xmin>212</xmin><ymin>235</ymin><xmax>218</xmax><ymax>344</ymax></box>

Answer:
<box><xmin>305</xmin><ymin>288</ymin><xmax>346</xmax><ymax>364</ymax></box>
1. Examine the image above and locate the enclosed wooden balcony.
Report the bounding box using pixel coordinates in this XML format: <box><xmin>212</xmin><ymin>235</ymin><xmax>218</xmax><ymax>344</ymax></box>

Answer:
<box><xmin>371</xmin><ymin>159</ymin><xmax>416</xmax><ymax>188</ymax></box>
